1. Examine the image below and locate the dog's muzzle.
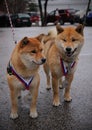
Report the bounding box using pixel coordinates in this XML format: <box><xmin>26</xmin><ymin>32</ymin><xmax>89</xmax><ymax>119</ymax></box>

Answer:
<box><xmin>32</xmin><ymin>58</ymin><xmax>46</xmax><ymax>65</ymax></box>
<box><xmin>65</xmin><ymin>47</ymin><xmax>77</xmax><ymax>57</ymax></box>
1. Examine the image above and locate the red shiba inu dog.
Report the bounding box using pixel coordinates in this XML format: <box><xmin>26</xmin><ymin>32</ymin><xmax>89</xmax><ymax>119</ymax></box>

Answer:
<box><xmin>7</xmin><ymin>37</ymin><xmax>46</xmax><ymax>119</ymax></box>
<box><xmin>39</xmin><ymin>24</ymin><xmax>84</xmax><ymax>106</ymax></box>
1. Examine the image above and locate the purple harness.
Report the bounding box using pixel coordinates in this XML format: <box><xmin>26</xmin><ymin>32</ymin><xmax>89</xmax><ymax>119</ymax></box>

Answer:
<box><xmin>7</xmin><ymin>62</ymin><xmax>34</xmax><ymax>90</ymax></box>
<box><xmin>60</xmin><ymin>58</ymin><xmax>75</xmax><ymax>76</ymax></box>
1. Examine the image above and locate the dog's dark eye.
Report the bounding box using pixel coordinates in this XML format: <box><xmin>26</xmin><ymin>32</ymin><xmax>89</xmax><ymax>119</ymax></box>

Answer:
<box><xmin>40</xmin><ymin>49</ymin><xmax>43</xmax><ymax>52</ymax></box>
<box><xmin>72</xmin><ymin>38</ymin><xmax>77</xmax><ymax>42</ymax></box>
<box><xmin>62</xmin><ymin>39</ymin><xmax>66</xmax><ymax>42</ymax></box>
<box><xmin>31</xmin><ymin>50</ymin><xmax>36</xmax><ymax>53</ymax></box>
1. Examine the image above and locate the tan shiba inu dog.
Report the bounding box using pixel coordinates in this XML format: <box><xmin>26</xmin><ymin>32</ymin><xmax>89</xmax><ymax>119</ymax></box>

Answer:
<box><xmin>7</xmin><ymin>37</ymin><xmax>46</xmax><ymax>119</ymax></box>
<box><xmin>39</xmin><ymin>24</ymin><xmax>84</xmax><ymax>106</ymax></box>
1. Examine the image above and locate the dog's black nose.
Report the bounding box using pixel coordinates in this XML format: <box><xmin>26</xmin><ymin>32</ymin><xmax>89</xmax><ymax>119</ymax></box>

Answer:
<box><xmin>41</xmin><ymin>58</ymin><xmax>46</xmax><ymax>63</ymax></box>
<box><xmin>66</xmin><ymin>47</ymin><xmax>72</xmax><ymax>52</ymax></box>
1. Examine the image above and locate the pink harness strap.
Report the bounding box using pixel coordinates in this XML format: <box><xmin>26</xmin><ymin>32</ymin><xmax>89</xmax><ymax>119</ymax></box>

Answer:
<box><xmin>60</xmin><ymin>58</ymin><xmax>75</xmax><ymax>76</ymax></box>
<box><xmin>7</xmin><ymin>62</ymin><xmax>34</xmax><ymax>90</ymax></box>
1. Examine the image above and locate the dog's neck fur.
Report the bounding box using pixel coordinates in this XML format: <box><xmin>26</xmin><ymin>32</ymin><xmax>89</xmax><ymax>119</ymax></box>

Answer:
<box><xmin>60</xmin><ymin>53</ymin><xmax>78</xmax><ymax>63</ymax></box>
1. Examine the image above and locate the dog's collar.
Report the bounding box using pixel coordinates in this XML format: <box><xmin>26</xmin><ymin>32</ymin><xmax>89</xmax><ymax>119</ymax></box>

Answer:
<box><xmin>7</xmin><ymin>61</ymin><xmax>34</xmax><ymax>90</ymax></box>
<box><xmin>60</xmin><ymin>58</ymin><xmax>75</xmax><ymax>76</ymax></box>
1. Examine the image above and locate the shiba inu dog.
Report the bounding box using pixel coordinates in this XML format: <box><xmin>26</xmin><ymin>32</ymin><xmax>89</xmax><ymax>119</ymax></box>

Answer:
<box><xmin>7</xmin><ymin>37</ymin><xmax>46</xmax><ymax>119</ymax></box>
<box><xmin>39</xmin><ymin>24</ymin><xmax>84</xmax><ymax>106</ymax></box>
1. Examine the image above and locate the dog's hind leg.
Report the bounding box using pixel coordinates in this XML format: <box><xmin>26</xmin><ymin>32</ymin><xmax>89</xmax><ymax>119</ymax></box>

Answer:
<box><xmin>17</xmin><ymin>88</ymin><xmax>21</xmax><ymax>99</ymax></box>
<box><xmin>59</xmin><ymin>78</ymin><xmax>63</xmax><ymax>89</ymax></box>
<box><xmin>43</xmin><ymin>63</ymin><xmax>51</xmax><ymax>90</ymax></box>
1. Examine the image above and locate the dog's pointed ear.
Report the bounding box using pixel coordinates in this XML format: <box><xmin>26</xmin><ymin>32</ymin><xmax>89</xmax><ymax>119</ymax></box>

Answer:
<box><xmin>75</xmin><ymin>24</ymin><xmax>84</xmax><ymax>36</ymax></box>
<box><xmin>56</xmin><ymin>24</ymin><xmax>64</xmax><ymax>34</ymax></box>
<box><xmin>36</xmin><ymin>34</ymin><xmax>45</xmax><ymax>42</ymax></box>
<box><xmin>20</xmin><ymin>37</ymin><xmax>29</xmax><ymax>47</ymax></box>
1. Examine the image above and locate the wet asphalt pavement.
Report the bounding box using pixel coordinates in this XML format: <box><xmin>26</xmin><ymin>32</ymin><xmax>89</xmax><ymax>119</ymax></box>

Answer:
<box><xmin>0</xmin><ymin>25</ymin><xmax>92</xmax><ymax>130</ymax></box>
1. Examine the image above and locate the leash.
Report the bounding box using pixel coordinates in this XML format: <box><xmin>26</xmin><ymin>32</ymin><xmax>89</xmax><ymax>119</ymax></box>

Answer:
<box><xmin>4</xmin><ymin>0</ymin><xmax>17</xmax><ymax>44</ymax></box>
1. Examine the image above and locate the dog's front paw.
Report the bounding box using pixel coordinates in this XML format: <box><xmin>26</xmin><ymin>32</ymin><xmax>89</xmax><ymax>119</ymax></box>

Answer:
<box><xmin>30</xmin><ymin>111</ymin><xmax>38</xmax><ymax>118</ymax></box>
<box><xmin>53</xmin><ymin>99</ymin><xmax>60</xmax><ymax>106</ymax></box>
<box><xmin>64</xmin><ymin>96</ymin><xmax>72</xmax><ymax>102</ymax></box>
<box><xmin>10</xmin><ymin>112</ymin><xmax>18</xmax><ymax>119</ymax></box>
<box><xmin>46</xmin><ymin>85</ymin><xmax>51</xmax><ymax>90</ymax></box>
<box><xmin>59</xmin><ymin>84</ymin><xmax>63</xmax><ymax>89</ymax></box>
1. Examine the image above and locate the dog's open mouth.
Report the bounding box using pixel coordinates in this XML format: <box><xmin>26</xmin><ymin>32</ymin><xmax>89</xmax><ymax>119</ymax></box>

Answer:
<box><xmin>66</xmin><ymin>48</ymin><xmax>77</xmax><ymax>57</ymax></box>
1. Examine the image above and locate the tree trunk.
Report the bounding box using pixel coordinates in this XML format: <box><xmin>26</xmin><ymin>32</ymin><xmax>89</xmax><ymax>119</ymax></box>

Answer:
<box><xmin>38</xmin><ymin>0</ymin><xmax>48</xmax><ymax>26</ymax></box>
<box><xmin>43</xmin><ymin>0</ymin><xmax>48</xmax><ymax>26</ymax></box>
<box><xmin>38</xmin><ymin>0</ymin><xmax>44</xmax><ymax>26</ymax></box>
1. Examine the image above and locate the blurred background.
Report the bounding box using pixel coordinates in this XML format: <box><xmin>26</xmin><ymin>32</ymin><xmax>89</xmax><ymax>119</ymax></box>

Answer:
<box><xmin>0</xmin><ymin>0</ymin><xmax>92</xmax><ymax>27</ymax></box>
